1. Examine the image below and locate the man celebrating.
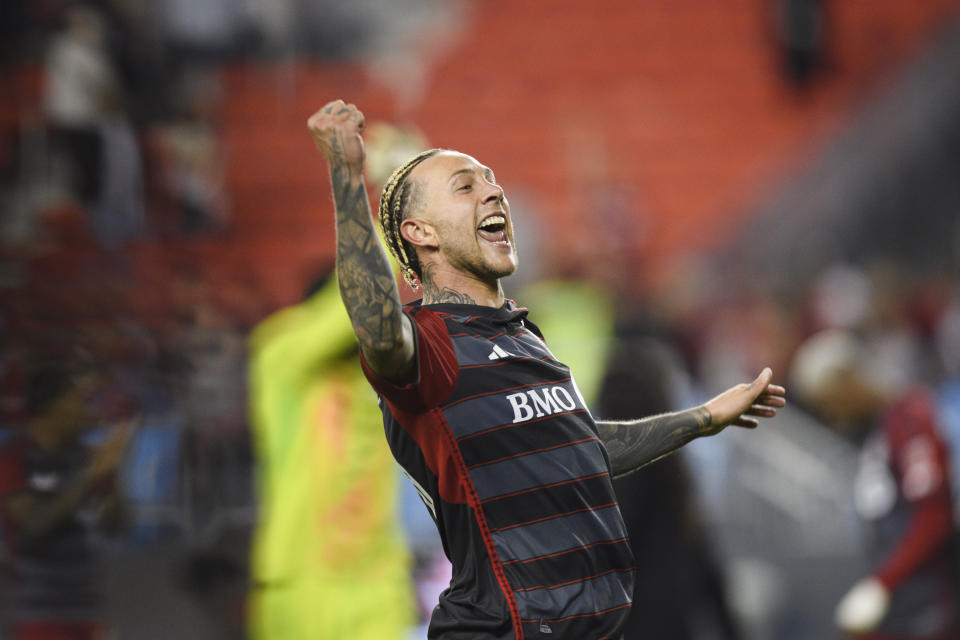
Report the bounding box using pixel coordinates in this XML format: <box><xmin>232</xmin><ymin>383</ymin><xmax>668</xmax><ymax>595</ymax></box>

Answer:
<box><xmin>308</xmin><ymin>100</ymin><xmax>786</xmax><ymax>639</ymax></box>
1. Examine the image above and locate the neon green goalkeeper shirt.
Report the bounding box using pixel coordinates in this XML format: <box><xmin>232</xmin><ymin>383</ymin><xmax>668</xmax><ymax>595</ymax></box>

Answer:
<box><xmin>247</xmin><ymin>278</ymin><xmax>414</xmax><ymax>639</ymax></box>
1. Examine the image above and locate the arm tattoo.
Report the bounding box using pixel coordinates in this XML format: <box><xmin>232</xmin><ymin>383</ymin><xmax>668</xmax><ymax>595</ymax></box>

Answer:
<box><xmin>420</xmin><ymin>263</ymin><xmax>476</xmax><ymax>305</ymax></box>
<box><xmin>595</xmin><ymin>406</ymin><xmax>712</xmax><ymax>478</ymax></box>
<box><xmin>329</xmin><ymin>134</ymin><xmax>405</xmax><ymax>355</ymax></box>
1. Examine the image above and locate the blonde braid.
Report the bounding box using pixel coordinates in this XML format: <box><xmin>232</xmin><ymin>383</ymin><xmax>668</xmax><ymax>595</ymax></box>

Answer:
<box><xmin>378</xmin><ymin>148</ymin><xmax>442</xmax><ymax>289</ymax></box>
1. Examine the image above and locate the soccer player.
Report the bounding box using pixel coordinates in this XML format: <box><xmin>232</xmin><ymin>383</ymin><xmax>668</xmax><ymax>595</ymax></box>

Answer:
<box><xmin>307</xmin><ymin>100</ymin><xmax>786</xmax><ymax>639</ymax></box>
<box><xmin>247</xmin><ymin>271</ymin><xmax>414</xmax><ymax>639</ymax></box>
<box><xmin>792</xmin><ymin>330</ymin><xmax>959</xmax><ymax>640</ymax></box>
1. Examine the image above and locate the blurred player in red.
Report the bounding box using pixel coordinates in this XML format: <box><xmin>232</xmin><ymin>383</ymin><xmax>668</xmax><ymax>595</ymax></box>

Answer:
<box><xmin>792</xmin><ymin>330</ymin><xmax>959</xmax><ymax>640</ymax></box>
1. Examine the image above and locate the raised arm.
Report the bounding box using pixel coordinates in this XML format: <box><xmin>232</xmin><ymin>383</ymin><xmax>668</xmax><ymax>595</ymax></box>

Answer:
<box><xmin>596</xmin><ymin>368</ymin><xmax>786</xmax><ymax>477</ymax></box>
<box><xmin>307</xmin><ymin>100</ymin><xmax>415</xmax><ymax>381</ymax></box>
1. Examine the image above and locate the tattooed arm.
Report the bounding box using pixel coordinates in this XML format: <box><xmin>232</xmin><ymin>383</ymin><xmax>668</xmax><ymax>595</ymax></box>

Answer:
<box><xmin>307</xmin><ymin>100</ymin><xmax>414</xmax><ymax>381</ymax></box>
<box><xmin>596</xmin><ymin>368</ymin><xmax>786</xmax><ymax>477</ymax></box>
<box><xmin>596</xmin><ymin>406</ymin><xmax>712</xmax><ymax>477</ymax></box>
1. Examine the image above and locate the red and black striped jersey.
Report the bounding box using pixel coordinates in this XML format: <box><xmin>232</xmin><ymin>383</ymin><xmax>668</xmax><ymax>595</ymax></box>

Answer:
<box><xmin>361</xmin><ymin>300</ymin><xmax>634</xmax><ymax>639</ymax></box>
<box><xmin>855</xmin><ymin>389</ymin><xmax>959</xmax><ymax>637</ymax></box>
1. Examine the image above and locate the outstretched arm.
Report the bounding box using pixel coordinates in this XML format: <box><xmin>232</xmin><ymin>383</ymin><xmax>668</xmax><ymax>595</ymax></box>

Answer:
<box><xmin>596</xmin><ymin>368</ymin><xmax>786</xmax><ymax>477</ymax></box>
<box><xmin>307</xmin><ymin>100</ymin><xmax>414</xmax><ymax>381</ymax></box>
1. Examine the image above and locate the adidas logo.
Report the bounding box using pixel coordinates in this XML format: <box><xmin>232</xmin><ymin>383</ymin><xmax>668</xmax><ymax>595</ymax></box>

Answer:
<box><xmin>488</xmin><ymin>344</ymin><xmax>511</xmax><ymax>360</ymax></box>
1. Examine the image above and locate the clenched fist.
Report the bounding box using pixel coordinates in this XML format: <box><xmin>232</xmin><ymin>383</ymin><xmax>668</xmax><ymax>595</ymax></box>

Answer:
<box><xmin>307</xmin><ymin>100</ymin><xmax>366</xmax><ymax>173</ymax></box>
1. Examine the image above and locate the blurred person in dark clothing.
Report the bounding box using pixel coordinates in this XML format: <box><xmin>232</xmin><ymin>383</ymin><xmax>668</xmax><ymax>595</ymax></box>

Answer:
<box><xmin>599</xmin><ymin>336</ymin><xmax>741</xmax><ymax>640</ymax></box>
<box><xmin>0</xmin><ymin>363</ymin><xmax>130</xmax><ymax>640</ymax></box>
<box><xmin>791</xmin><ymin>330</ymin><xmax>959</xmax><ymax>640</ymax></box>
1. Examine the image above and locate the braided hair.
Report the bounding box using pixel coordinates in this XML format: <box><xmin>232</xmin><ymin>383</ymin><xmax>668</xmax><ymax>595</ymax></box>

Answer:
<box><xmin>378</xmin><ymin>148</ymin><xmax>443</xmax><ymax>288</ymax></box>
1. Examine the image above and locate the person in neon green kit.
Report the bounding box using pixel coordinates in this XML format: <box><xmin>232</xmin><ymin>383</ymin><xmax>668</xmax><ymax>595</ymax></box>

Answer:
<box><xmin>247</xmin><ymin>270</ymin><xmax>415</xmax><ymax>639</ymax></box>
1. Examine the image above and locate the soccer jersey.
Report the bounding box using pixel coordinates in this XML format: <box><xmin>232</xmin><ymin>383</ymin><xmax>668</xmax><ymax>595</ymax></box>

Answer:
<box><xmin>247</xmin><ymin>280</ymin><xmax>414</xmax><ymax>640</ymax></box>
<box><xmin>360</xmin><ymin>300</ymin><xmax>635</xmax><ymax>639</ymax></box>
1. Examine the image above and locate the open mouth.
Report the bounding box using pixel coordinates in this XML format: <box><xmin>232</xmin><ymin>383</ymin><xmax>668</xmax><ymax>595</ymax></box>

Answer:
<box><xmin>477</xmin><ymin>214</ymin><xmax>510</xmax><ymax>246</ymax></box>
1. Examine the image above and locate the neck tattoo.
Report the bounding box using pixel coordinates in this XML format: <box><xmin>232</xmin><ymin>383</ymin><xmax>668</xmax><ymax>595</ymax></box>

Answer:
<box><xmin>420</xmin><ymin>264</ymin><xmax>477</xmax><ymax>305</ymax></box>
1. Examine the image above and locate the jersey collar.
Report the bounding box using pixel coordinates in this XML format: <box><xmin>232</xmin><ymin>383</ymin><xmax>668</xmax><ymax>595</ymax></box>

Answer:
<box><xmin>412</xmin><ymin>298</ymin><xmax>530</xmax><ymax>325</ymax></box>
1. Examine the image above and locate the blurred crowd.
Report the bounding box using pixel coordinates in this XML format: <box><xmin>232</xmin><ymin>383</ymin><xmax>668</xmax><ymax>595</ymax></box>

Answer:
<box><xmin>524</xmin><ymin>258</ymin><xmax>960</xmax><ymax>640</ymax></box>
<box><xmin>0</xmin><ymin>1</ymin><xmax>959</xmax><ymax>640</ymax></box>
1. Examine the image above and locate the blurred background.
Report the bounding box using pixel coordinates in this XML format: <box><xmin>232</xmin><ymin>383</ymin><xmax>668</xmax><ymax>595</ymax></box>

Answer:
<box><xmin>1</xmin><ymin>0</ymin><xmax>960</xmax><ymax>638</ymax></box>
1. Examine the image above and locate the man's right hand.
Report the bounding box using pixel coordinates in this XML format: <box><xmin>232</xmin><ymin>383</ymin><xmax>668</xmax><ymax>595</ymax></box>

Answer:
<box><xmin>307</xmin><ymin>100</ymin><xmax>366</xmax><ymax>173</ymax></box>
<box><xmin>310</xmin><ymin>99</ymin><xmax>413</xmax><ymax>383</ymax></box>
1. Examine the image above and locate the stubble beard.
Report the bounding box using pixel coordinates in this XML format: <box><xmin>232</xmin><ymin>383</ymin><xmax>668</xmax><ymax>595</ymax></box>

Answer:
<box><xmin>448</xmin><ymin>240</ymin><xmax>517</xmax><ymax>285</ymax></box>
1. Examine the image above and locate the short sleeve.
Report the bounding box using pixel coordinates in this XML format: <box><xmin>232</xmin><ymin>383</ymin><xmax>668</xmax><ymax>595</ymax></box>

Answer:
<box><xmin>359</xmin><ymin>307</ymin><xmax>458</xmax><ymax>412</ymax></box>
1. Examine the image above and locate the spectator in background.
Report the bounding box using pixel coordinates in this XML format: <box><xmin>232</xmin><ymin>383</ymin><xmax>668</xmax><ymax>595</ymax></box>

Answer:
<box><xmin>791</xmin><ymin>330</ymin><xmax>959</xmax><ymax>640</ymax></box>
<box><xmin>0</xmin><ymin>362</ymin><xmax>130</xmax><ymax>640</ymax></box>
<box><xmin>42</xmin><ymin>5</ymin><xmax>117</xmax><ymax>207</ymax></box>
<box><xmin>247</xmin><ymin>269</ymin><xmax>414</xmax><ymax>640</ymax></box>
<box><xmin>43</xmin><ymin>4</ymin><xmax>145</xmax><ymax>247</ymax></box>
<box><xmin>155</xmin><ymin>71</ymin><xmax>227</xmax><ymax>235</ymax></box>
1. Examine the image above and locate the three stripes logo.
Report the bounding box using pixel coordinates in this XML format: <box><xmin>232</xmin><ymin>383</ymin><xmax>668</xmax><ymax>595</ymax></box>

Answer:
<box><xmin>488</xmin><ymin>344</ymin><xmax>512</xmax><ymax>360</ymax></box>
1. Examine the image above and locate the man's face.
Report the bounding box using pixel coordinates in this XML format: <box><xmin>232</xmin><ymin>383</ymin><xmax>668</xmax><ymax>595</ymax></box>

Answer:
<box><xmin>405</xmin><ymin>151</ymin><xmax>518</xmax><ymax>282</ymax></box>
